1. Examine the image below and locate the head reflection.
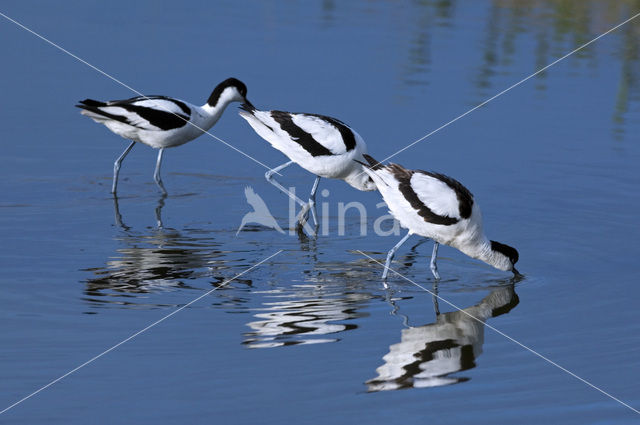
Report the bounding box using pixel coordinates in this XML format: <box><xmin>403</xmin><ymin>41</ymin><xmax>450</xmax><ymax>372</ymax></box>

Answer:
<box><xmin>367</xmin><ymin>285</ymin><xmax>519</xmax><ymax>391</ymax></box>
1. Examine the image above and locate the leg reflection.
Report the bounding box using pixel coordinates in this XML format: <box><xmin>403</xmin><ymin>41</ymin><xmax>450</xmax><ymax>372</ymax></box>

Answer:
<box><xmin>112</xmin><ymin>194</ymin><xmax>130</xmax><ymax>231</ymax></box>
<box><xmin>432</xmin><ymin>280</ymin><xmax>440</xmax><ymax>317</ymax></box>
<box><xmin>155</xmin><ymin>194</ymin><xmax>167</xmax><ymax>228</ymax></box>
<box><xmin>384</xmin><ymin>286</ymin><xmax>410</xmax><ymax>328</ymax></box>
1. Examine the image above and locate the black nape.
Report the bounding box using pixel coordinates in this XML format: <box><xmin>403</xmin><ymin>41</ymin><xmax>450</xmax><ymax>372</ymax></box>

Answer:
<box><xmin>490</xmin><ymin>240</ymin><xmax>519</xmax><ymax>264</ymax></box>
<box><xmin>207</xmin><ymin>78</ymin><xmax>247</xmax><ymax>107</ymax></box>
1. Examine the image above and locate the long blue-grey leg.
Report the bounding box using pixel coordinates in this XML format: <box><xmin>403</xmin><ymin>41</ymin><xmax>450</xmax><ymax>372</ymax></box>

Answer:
<box><xmin>297</xmin><ymin>176</ymin><xmax>321</xmax><ymax>228</ymax></box>
<box><xmin>265</xmin><ymin>161</ymin><xmax>306</xmax><ymax>208</ymax></box>
<box><xmin>430</xmin><ymin>242</ymin><xmax>440</xmax><ymax>280</ymax></box>
<box><xmin>153</xmin><ymin>148</ymin><xmax>168</xmax><ymax>196</ymax></box>
<box><xmin>112</xmin><ymin>141</ymin><xmax>135</xmax><ymax>194</ymax></box>
<box><xmin>382</xmin><ymin>230</ymin><xmax>413</xmax><ymax>280</ymax></box>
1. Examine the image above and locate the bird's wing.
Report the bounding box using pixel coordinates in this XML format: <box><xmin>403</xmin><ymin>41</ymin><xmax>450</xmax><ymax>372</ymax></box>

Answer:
<box><xmin>78</xmin><ymin>96</ymin><xmax>191</xmax><ymax>131</ymax></box>
<box><xmin>238</xmin><ymin>108</ymin><xmax>289</xmax><ymax>149</ymax></box>
<box><xmin>265</xmin><ymin>110</ymin><xmax>334</xmax><ymax>156</ymax></box>
<box><xmin>406</xmin><ymin>171</ymin><xmax>474</xmax><ymax>222</ymax></box>
<box><xmin>291</xmin><ymin>113</ymin><xmax>357</xmax><ymax>155</ymax></box>
<box><xmin>109</xmin><ymin>96</ymin><xmax>191</xmax><ymax>115</ymax></box>
<box><xmin>244</xmin><ymin>109</ymin><xmax>357</xmax><ymax>157</ymax></box>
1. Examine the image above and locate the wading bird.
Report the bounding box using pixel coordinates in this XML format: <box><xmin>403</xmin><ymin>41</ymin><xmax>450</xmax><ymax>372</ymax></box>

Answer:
<box><xmin>239</xmin><ymin>104</ymin><xmax>376</xmax><ymax>235</ymax></box>
<box><xmin>77</xmin><ymin>78</ymin><xmax>248</xmax><ymax>195</ymax></box>
<box><xmin>359</xmin><ymin>154</ymin><xmax>519</xmax><ymax>279</ymax></box>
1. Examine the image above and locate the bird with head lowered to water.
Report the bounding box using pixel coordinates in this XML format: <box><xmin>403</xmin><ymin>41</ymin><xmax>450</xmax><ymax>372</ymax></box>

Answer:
<box><xmin>359</xmin><ymin>154</ymin><xmax>519</xmax><ymax>280</ymax></box>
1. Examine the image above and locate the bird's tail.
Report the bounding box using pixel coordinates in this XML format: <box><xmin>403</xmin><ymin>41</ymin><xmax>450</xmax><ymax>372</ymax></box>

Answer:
<box><xmin>239</xmin><ymin>101</ymin><xmax>256</xmax><ymax>114</ymax></box>
<box><xmin>76</xmin><ymin>99</ymin><xmax>106</xmax><ymax>109</ymax></box>
<box><xmin>355</xmin><ymin>153</ymin><xmax>384</xmax><ymax>171</ymax></box>
<box><xmin>75</xmin><ymin>99</ymin><xmax>124</xmax><ymax>123</ymax></box>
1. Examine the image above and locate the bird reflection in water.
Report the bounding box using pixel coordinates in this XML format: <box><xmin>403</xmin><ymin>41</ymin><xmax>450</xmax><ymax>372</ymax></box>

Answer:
<box><xmin>84</xmin><ymin>224</ymin><xmax>230</xmax><ymax>306</ymax></box>
<box><xmin>367</xmin><ymin>284</ymin><xmax>519</xmax><ymax>391</ymax></box>
<box><xmin>243</xmin><ymin>273</ymin><xmax>375</xmax><ymax>348</ymax></box>
<box><xmin>113</xmin><ymin>194</ymin><xmax>167</xmax><ymax>230</ymax></box>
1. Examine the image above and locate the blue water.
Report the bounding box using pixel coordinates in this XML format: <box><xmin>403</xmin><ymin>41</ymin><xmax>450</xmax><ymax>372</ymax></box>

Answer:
<box><xmin>1</xmin><ymin>1</ymin><xmax>640</xmax><ymax>424</ymax></box>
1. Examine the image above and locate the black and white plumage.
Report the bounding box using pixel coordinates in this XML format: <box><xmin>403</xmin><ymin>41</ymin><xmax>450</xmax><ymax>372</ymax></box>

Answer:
<box><xmin>367</xmin><ymin>285</ymin><xmax>519</xmax><ymax>391</ymax></box>
<box><xmin>239</xmin><ymin>104</ymin><xmax>376</xmax><ymax>234</ymax></box>
<box><xmin>360</xmin><ymin>154</ymin><xmax>519</xmax><ymax>279</ymax></box>
<box><xmin>77</xmin><ymin>78</ymin><xmax>248</xmax><ymax>195</ymax></box>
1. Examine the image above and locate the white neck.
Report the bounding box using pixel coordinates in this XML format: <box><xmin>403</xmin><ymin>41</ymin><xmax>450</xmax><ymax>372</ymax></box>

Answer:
<box><xmin>459</xmin><ymin>238</ymin><xmax>512</xmax><ymax>271</ymax></box>
<box><xmin>199</xmin><ymin>89</ymin><xmax>241</xmax><ymax>129</ymax></box>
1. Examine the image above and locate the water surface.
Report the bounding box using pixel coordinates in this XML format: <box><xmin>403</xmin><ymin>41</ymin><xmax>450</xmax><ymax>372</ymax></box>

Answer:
<box><xmin>1</xmin><ymin>1</ymin><xmax>640</xmax><ymax>424</ymax></box>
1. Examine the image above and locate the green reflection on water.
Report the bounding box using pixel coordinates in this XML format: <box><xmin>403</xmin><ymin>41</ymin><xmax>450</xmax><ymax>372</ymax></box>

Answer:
<box><xmin>398</xmin><ymin>0</ymin><xmax>640</xmax><ymax>138</ymax></box>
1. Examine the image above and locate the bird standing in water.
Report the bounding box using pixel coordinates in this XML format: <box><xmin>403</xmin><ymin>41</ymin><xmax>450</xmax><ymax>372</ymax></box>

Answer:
<box><xmin>77</xmin><ymin>78</ymin><xmax>249</xmax><ymax>195</ymax></box>
<box><xmin>239</xmin><ymin>104</ymin><xmax>376</xmax><ymax>235</ymax></box>
<box><xmin>359</xmin><ymin>154</ymin><xmax>519</xmax><ymax>279</ymax></box>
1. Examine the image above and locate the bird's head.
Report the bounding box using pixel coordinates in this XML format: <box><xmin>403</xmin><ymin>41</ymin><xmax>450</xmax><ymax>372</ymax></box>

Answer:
<box><xmin>490</xmin><ymin>240</ymin><xmax>520</xmax><ymax>275</ymax></box>
<box><xmin>346</xmin><ymin>154</ymin><xmax>380</xmax><ymax>191</ymax></box>
<box><xmin>208</xmin><ymin>78</ymin><xmax>249</xmax><ymax>107</ymax></box>
<box><xmin>345</xmin><ymin>169</ymin><xmax>377</xmax><ymax>191</ymax></box>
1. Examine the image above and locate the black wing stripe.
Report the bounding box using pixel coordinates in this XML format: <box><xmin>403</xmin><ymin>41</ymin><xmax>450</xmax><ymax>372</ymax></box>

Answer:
<box><xmin>110</xmin><ymin>96</ymin><xmax>192</xmax><ymax>116</ymax></box>
<box><xmin>270</xmin><ymin>111</ymin><xmax>333</xmax><ymax>157</ymax></box>
<box><xmin>415</xmin><ymin>170</ymin><xmax>474</xmax><ymax>219</ymax></box>
<box><xmin>77</xmin><ymin>98</ymin><xmax>106</xmax><ymax>108</ymax></box>
<box><xmin>120</xmin><ymin>104</ymin><xmax>190</xmax><ymax>130</ymax></box>
<box><xmin>303</xmin><ymin>113</ymin><xmax>356</xmax><ymax>151</ymax></box>
<box><xmin>78</xmin><ymin>96</ymin><xmax>191</xmax><ymax>130</ymax></box>
<box><xmin>399</xmin><ymin>179</ymin><xmax>460</xmax><ymax>225</ymax></box>
<box><xmin>362</xmin><ymin>153</ymin><xmax>384</xmax><ymax>170</ymax></box>
<box><xmin>75</xmin><ymin>103</ymin><xmax>130</xmax><ymax>125</ymax></box>
<box><xmin>390</xmin><ymin>165</ymin><xmax>460</xmax><ymax>226</ymax></box>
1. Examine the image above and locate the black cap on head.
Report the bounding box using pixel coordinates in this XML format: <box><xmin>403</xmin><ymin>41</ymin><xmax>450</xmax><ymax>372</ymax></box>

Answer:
<box><xmin>223</xmin><ymin>77</ymin><xmax>247</xmax><ymax>97</ymax></box>
<box><xmin>207</xmin><ymin>77</ymin><xmax>247</xmax><ymax>106</ymax></box>
<box><xmin>490</xmin><ymin>240</ymin><xmax>519</xmax><ymax>266</ymax></box>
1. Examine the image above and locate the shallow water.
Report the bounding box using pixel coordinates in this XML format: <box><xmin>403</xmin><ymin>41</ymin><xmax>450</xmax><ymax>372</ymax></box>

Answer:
<box><xmin>1</xmin><ymin>1</ymin><xmax>640</xmax><ymax>424</ymax></box>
